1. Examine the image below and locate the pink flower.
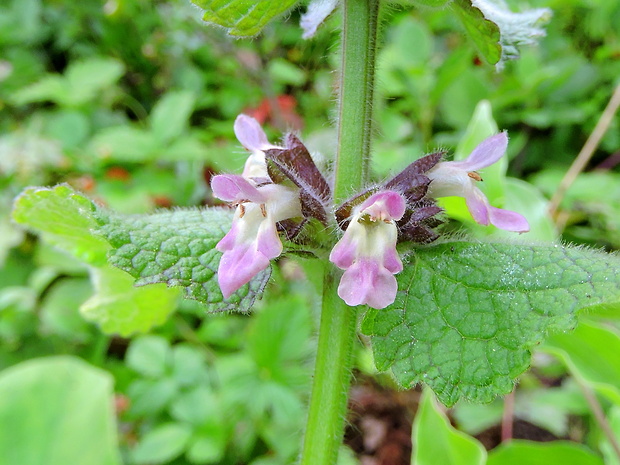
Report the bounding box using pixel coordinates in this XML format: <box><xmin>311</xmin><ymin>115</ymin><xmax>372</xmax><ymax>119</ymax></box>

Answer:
<box><xmin>212</xmin><ymin>115</ymin><xmax>300</xmax><ymax>298</ymax></box>
<box><xmin>329</xmin><ymin>191</ymin><xmax>406</xmax><ymax>309</ymax></box>
<box><xmin>426</xmin><ymin>132</ymin><xmax>530</xmax><ymax>233</ymax></box>
<box><xmin>233</xmin><ymin>114</ymin><xmax>282</xmax><ymax>180</ymax></box>
<box><xmin>212</xmin><ymin>175</ymin><xmax>301</xmax><ymax>298</ymax></box>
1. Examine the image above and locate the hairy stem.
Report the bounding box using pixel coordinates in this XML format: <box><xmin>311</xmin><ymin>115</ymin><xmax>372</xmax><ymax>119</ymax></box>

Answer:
<box><xmin>300</xmin><ymin>273</ymin><xmax>358</xmax><ymax>465</ymax></box>
<box><xmin>334</xmin><ymin>0</ymin><xmax>381</xmax><ymax>203</ymax></box>
<box><xmin>300</xmin><ymin>0</ymin><xmax>381</xmax><ymax>464</ymax></box>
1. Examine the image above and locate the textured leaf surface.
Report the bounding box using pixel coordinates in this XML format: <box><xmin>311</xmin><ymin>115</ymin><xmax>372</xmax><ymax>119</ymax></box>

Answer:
<box><xmin>99</xmin><ymin>208</ymin><xmax>270</xmax><ymax>312</ymax></box>
<box><xmin>12</xmin><ymin>185</ymin><xmax>110</xmax><ymax>265</ymax></box>
<box><xmin>362</xmin><ymin>242</ymin><xmax>620</xmax><ymax>406</ymax></box>
<box><xmin>412</xmin><ymin>390</ymin><xmax>486</xmax><ymax>465</ymax></box>
<box><xmin>190</xmin><ymin>0</ymin><xmax>300</xmax><ymax>37</ymax></box>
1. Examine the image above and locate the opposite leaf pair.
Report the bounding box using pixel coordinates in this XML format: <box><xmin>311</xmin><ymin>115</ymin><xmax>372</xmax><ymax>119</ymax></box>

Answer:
<box><xmin>211</xmin><ymin>115</ymin><xmax>529</xmax><ymax>309</ymax></box>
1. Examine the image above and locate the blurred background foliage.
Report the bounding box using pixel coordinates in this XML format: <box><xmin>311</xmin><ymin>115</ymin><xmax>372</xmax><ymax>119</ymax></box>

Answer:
<box><xmin>0</xmin><ymin>0</ymin><xmax>619</xmax><ymax>463</ymax></box>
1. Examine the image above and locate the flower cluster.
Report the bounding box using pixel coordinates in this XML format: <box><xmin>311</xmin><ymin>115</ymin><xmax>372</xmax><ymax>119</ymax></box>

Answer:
<box><xmin>211</xmin><ymin>115</ymin><xmax>529</xmax><ymax>309</ymax></box>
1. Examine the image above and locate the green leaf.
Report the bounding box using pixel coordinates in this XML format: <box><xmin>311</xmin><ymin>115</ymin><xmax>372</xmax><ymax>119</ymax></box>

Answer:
<box><xmin>150</xmin><ymin>91</ymin><xmax>196</xmax><ymax>144</ymax></box>
<box><xmin>451</xmin><ymin>0</ymin><xmax>551</xmax><ymax>68</ymax></box>
<box><xmin>487</xmin><ymin>440</ymin><xmax>605</xmax><ymax>465</ymax></box>
<box><xmin>89</xmin><ymin>126</ymin><xmax>157</xmax><ymax>162</ymax></box>
<box><xmin>131</xmin><ymin>423</ymin><xmax>192</xmax><ymax>464</ymax></box>
<box><xmin>171</xmin><ymin>344</ymin><xmax>208</xmax><ymax>386</ymax></box>
<box><xmin>0</xmin><ymin>356</ymin><xmax>121</xmax><ymax>465</ymax></box>
<box><xmin>503</xmin><ymin>179</ymin><xmax>557</xmax><ymax>242</ymax></box>
<box><xmin>412</xmin><ymin>390</ymin><xmax>486</xmax><ymax>465</ymax></box>
<box><xmin>11</xmin><ymin>75</ymin><xmax>66</xmax><ymax>106</ymax></box>
<box><xmin>98</xmin><ymin>208</ymin><xmax>270</xmax><ymax>312</ymax></box>
<box><xmin>11</xmin><ymin>57</ymin><xmax>123</xmax><ymax>106</ymax></box>
<box><xmin>453</xmin><ymin>100</ymin><xmax>499</xmax><ymax>161</ymax></box>
<box><xmin>187</xmin><ymin>433</ymin><xmax>227</xmax><ymax>464</ymax></box>
<box><xmin>190</xmin><ymin>0</ymin><xmax>300</xmax><ymax>37</ymax></box>
<box><xmin>39</xmin><ymin>278</ymin><xmax>93</xmax><ymax>341</ymax></box>
<box><xmin>80</xmin><ymin>265</ymin><xmax>179</xmax><ymax>336</ymax></box>
<box><xmin>126</xmin><ymin>335</ymin><xmax>171</xmax><ymax>378</ymax></box>
<box><xmin>542</xmin><ymin>321</ymin><xmax>620</xmax><ymax>404</ymax></box>
<box><xmin>451</xmin><ymin>0</ymin><xmax>501</xmax><ymax>65</ymax></box>
<box><xmin>363</xmin><ymin>242</ymin><xmax>620</xmax><ymax>406</ymax></box>
<box><xmin>170</xmin><ymin>387</ymin><xmax>219</xmax><ymax>426</ymax></box>
<box><xmin>601</xmin><ymin>406</ymin><xmax>620</xmax><ymax>465</ymax></box>
<box><xmin>268</xmin><ymin>58</ymin><xmax>307</xmax><ymax>86</ymax></box>
<box><xmin>471</xmin><ymin>0</ymin><xmax>552</xmax><ymax>67</ymax></box>
<box><xmin>12</xmin><ymin>185</ymin><xmax>110</xmax><ymax>265</ymax></box>
<box><xmin>64</xmin><ymin>58</ymin><xmax>125</xmax><ymax>105</ymax></box>
<box><xmin>161</xmin><ymin>136</ymin><xmax>209</xmax><ymax>162</ymax></box>
<box><xmin>127</xmin><ymin>378</ymin><xmax>178</xmax><ymax>416</ymax></box>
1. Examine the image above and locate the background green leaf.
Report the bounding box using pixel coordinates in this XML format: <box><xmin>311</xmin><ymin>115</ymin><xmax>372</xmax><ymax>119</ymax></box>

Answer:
<box><xmin>0</xmin><ymin>356</ymin><xmax>121</xmax><ymax>465</ymax></box>
<box><xmin>542</xmin><ymin>320</ymin><xmax>620</xmax><ymax>404</ymax></box>
<box><xmin>81</xmin><ymin>266</ymin><xmax>179</xmax><ymax>336</ymax></box>
<box><xmin>487</xmin><ymin>440</ymin><xmax>605</xmax><ymax>465</ymax></box>
<box><xmin>11</xmin><ymin>57</ymin><xmax>124</xmax><ymax>106</ymax></box>
<box><xmin>131</xmin><ymin>423</ymin><xmax>192</xmax><ymax>464</ymax></box>
<box><xmin>150</xmin><ymin>90</ymin><xmax>196</xmax><ymax>145</ymax></box>
<box><xmin>363</xmin><ymin>242</ymin><xmax>620</xmax><ymax>405</ymax></box>
<box><xmin>412</xmin><ymin>390</ymin><xmax>486</xmax><ymax>465</ymax></box>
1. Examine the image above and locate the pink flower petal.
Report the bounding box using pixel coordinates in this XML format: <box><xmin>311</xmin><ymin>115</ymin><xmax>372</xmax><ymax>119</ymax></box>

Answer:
<box><xmin>234</xmin><ymin>114</ymin><xmax>272</xmax><ymax>152</ymax></box>
<box><xmin>211</xmin><ymin>174</ymin><xmax>265</xmax><ymax>203</ymax></box>
<box><xmin>489</xmin><ymin>206</ymin><xmax>530</xmax><ymax>233</ymax></box>
<box><xmin>337</xmin><ymin>259</ymin><xmax>398</xmax><ymax>309</ymax></box>
<box><xmin>217</xmin><ymin>242</ymin><xmax>271</xmax><ymax>299</ymax></box>
<box><xmin>382</xmin><ymin>247</ymin><xmax>403</xmax><ymax>274</ymax></box>
<box><xmin>464</xmin><ymin>187</ymin><xmax>491</xmax><ymax>226</ymax></box>
<box><xmin>255</xmin><ymin>221</ymin><xmax>283</xmax><ymax>258</ymax></box>
<box><xmin>452</xmin><ymin>132</ymin><xmax>508</xmax><ymax>171</ymax></box>
<box><xmin>329</xmin><ymin>233</ymin><xmax>357</xmax><ymax>269</ymax></box>
<box><xmin>359</xmin><ymin>191</ymin><xmax>406</xmax><ymax>221</ymax></box>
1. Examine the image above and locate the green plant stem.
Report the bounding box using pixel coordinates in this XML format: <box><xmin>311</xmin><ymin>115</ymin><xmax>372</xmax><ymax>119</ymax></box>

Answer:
<box><xmin>301</xmin><ymin>1</ymin><xmax>381</xmax><ymax>464</ymax></box>
<box><xmin>333</xmin><ymin>0</ymin><xmax>381</xmax><ymax>203</ymax></box>
<box><xmin>301</xmin><ymin>273</ymin><xmax>358</xmax><ymax>465</ymax></box>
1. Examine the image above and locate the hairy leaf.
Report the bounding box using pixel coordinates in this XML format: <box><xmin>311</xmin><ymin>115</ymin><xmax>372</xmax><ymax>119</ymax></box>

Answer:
<box><xmin>452</xmin><ymin>0</ymin><xmax>501</xmax><ymax>65</ymax></box>
<box><xmin>362</xmin><ymin>242</ymin><xmax>620</xmax><ymax>406</ymax></box>
<box><xmin>98</xmin><ymin>208</ymin><xmax>270</xmax><ymax>312</ymax></box>
<box><xmin>472</xmin><ymin>0</ymin><xmax>552</xmax><ymax>66</ymax></box>
<box><xmin>12</xmin><ymin>185</ymin><xmax>110</xmax><ymax>265</ymax></box>
<box><xmin>190</xmin><ymin>0</ymin><xmax>300</xmax><ymax>37</ymax></box>
<box><xmin>452</xmin><ymin>0</ymin><xmax>551</xmax><ymax>68</ymax></box>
